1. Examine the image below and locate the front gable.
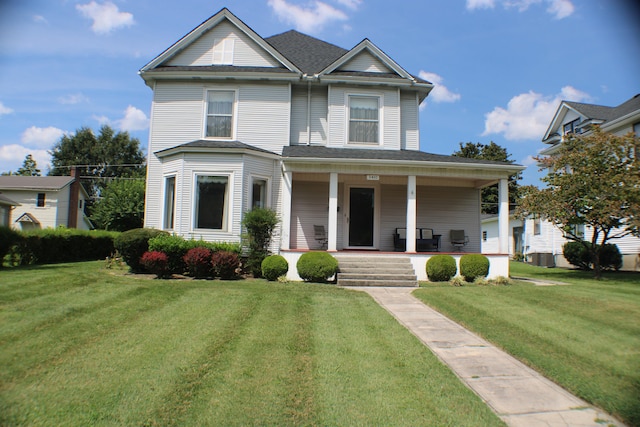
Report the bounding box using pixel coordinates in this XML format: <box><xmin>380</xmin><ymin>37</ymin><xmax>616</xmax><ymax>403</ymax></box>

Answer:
<box><xmin>337</xmin><ymin>50</ymin><xmax>394</xmax><ymax>74</ymax></box>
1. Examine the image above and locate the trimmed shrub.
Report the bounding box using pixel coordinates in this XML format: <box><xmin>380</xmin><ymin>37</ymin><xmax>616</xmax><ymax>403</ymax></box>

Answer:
<box><xmin>212</xmin><ymin>251</ymin><xmax>240</xmax><ymax>280</ymax></box>
<box><xmin>149</xmin><ymin>234</ymin><xmax>190</xmax><ymax>274</ymax></box>
<box><xmin>459</xmin><ymin>254</ymin><xmax>490</xmax><ymax>282</ymax></box>
<box><xmin>183</xmin><ymin>247</ymin><xmax>212</xmax><ymax>278</ymax></box>
<box><xmin>426</xmin><ymin>255</ymin><xmax>457</xmax><ymax>282</ymax></box>
<box><xmin>296</xmin><ymin>252</ymin><xmax>338</xmax><ymax>283</ymax></box>
<box><xmin>7</xmin><ymin>228</ymin><xmax>116</xmax><ymax>266</ymax></box>
<box><xmin>114</xmin><ymin>228</ymin><xmax>167</xmax><ymax>272</ymax></box>
<box><xmin>563</xmin><ymin>241</ymin><xmax>622</xmax><ymax>271</ymax></box>
<box><xmin>140</xmin><ymin>251</ymin><xmax>169</xmax><ymax>279</ymax></box>
<box><xmin>242</xmin><ymin>207</ymin><xmax>279</xmax><ymax>277</ymax></box>
<box><xmin>0</xmin><ymin>226</ymin><xmax>22</xmax><ymax>267</ymax></box>
<box><xmin>262</xmin><ymin>255</ymin><xmax>288</xmax><ymax>281</ymax></box>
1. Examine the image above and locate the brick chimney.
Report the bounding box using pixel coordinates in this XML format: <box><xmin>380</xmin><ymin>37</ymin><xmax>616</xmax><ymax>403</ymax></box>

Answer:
<box><xmin>67</xmin><ymin>166</ymin><xmax>80</xmax><ymax>228</ymax></box>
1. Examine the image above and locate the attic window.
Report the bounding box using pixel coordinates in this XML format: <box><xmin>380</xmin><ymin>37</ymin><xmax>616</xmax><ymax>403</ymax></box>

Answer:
<box><xmin>213</xmin><ymin>38</ymin><xmax>234</xmax><ymax>65</ymax></box>
<box><xmin>563</xmin><ymin>118</ymin><xmax>580</xmax><ymax>136</ymax></box>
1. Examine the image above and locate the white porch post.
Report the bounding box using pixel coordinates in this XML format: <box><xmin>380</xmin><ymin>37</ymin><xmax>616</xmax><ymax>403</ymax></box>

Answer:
<box><xmin>498</xmin><ymin>178</ymin><xmax>509</xmax><ymax>254</ymax></box>
<box><xmin>406</xmin><ymin>175</ymin><xmax>417</xmax><ymax>252</ymax></box>
<box><xmin>328</xmin><ymin>172</ymin><xmax>338</xmax><ymax>251</ymax></box>
<box><xmin>280</xmin><ymin>170</ymin><xmax>292</xmax><ymax>251</ymax></box>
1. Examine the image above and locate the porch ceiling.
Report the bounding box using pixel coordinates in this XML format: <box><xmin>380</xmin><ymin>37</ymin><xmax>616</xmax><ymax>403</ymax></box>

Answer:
<box><xmin>291</xmin><ymin>172</ymin><xmax>497</xmax><ymax>189</ymax></box>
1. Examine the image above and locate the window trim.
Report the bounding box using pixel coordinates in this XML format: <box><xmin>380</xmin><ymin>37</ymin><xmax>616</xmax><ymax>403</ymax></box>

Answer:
<box><xmin>250</xmin><ymin>175</ymin><xmax>271</xmax><ymax>210</ymax></box>
<box><xmin>212</xmin><ymin>38</ymin><xmax>235</xmax><ymax>65</ymax></box>
<box><xmin>163</xmin><ymin>174</ymin><xmax>177</xmax><ymax>231</ymax></box>
<box><xmin>347</xmin><ymin>93</ymin><xmax>382</xmax><ymax>145</ymax></box>
<box><xmin>203</xmin><ymin>88</ymin><xmax>238</xmax><ymax>140</ymax></box>
<box><xmin>192</xmin><ymin>172</ymin><xmax>233</xmax><ymax>233</ymax></box>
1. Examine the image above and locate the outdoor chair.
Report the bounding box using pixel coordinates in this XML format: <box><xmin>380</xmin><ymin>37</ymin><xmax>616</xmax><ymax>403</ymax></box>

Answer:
<box><xmin>450</xmin><ymin>229</ymin><xmax>469</xmax><ymax>251</ymax></box>
<box><xmin>314</xmin><ymin>225</ymin><xmax>328</xmax><ymax>250</ymax></box>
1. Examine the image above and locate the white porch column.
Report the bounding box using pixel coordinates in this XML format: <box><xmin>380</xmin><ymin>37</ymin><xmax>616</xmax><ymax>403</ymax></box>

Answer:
<box><xmin>498</xmin><ymin>178</ymin><xmax>509</xmax><ymax>254</ymax></box>
<box><xmin>328</xmin><ymin>172</ymin><xmax>338</xmax><ymax>251</ymax></box>
<box><xmin>406</xmin><ymin>175</ymin><xmax>417</xmax><ymax>252</ymax></box>
<box><xmin>280</xmin><ymin>170</ymin><xmax>292</xmax><ymax>251</ymax></box>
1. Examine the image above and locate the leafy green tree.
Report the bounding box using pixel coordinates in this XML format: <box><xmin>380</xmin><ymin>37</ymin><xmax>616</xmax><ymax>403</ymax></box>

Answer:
<box><xmin>16</xmin><ymin>154</ymin><xmax>41</xmax><ymax>176</ymax></box>
<box><xmin>91</xmin><ymin>178</ymin><xmax>145</xmax><ymax>231</ymax></box>
<box><xmin>49</xmin><ymin>125</ymin><xmax>146</xmax><ymax>205</ymax></box>
<box><xmin>453</xmin><ymin>142</ymin><xmax>521</xmax><ymax>214</ymax></box>
<box><xmin>517</xmin><ymin>127</ymin><xmax>640</xmax><ymax>279</ymax></box>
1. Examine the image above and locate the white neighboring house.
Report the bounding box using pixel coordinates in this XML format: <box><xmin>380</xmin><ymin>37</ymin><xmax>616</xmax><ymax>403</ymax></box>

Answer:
<box><xmin>481</xmin><ymin>211</ymin><xmax>524</xmax><ymax>258</ymax></box>
<box><xmin>0</xmin><ymin>175</ymin><xmax>91</xmax><ymax>231</ymax></box>
<box><xmin>524</xmin><ymin>94</ymin><xmax>640</xmax><ymax>270</ymax></box>
<box><xmin>0</xmin><ymin>192</ymin><xmax>20</xmax><ymax>227</ymax></box>
<box><xmin>140</xmin><ymin>8</ymin><xmax>524</xmax><ymax>280</ymax></box>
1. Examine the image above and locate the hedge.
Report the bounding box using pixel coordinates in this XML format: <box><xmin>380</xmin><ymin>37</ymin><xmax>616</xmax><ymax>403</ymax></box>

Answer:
<box><xmin>114</xmin><ymin>228</ymin><xmax>168</xmax><ymax>272</ymax></box>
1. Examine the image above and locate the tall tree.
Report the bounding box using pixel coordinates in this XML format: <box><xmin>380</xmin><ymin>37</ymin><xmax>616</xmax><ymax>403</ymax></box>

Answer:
<box><xmin>453</xmin><ymin>142</ymin><xmax>521</xmax><ymax>214</ymax></box>
<box><xmin>517</xmin><ymin>127</ymin><xmax>640</xmax><ymax>279</ymax></box>
<box><xmin>49</xmin><ymin>125</ymin><xmax>146</xmax><ymax>210</ymax></box>
<box><xmin>16</xmin><ymin>154</ymin><xmax>41</xmax><ymax>176</ymax></box>
<box><xmin>91</xmin><ymin>178</ymin><xmax>145</xmax><ymax>231</ymax></box>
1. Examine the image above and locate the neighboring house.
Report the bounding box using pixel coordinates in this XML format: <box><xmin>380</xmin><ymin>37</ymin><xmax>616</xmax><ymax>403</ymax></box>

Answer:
<box><xmin>140</xmin><ymin>8</ymin><xmax>523</xmax><ymax>280</ymax></box>
<box><xmin>524</xmin><ymin>94</ymin><xmax>640</xmax><ymax>270</ymax></box>
<box><xmin>0</xmin><ymin>192</ymin><xmax>19</xmax><ymax>227</ymax></box>
<box><xmin>0</xmin><ymin>173</ymin><xmax>91</xmax><ymax>231</ymax></box>
<box><xmin>481</xmin><ymin>211</ymin><xmax>524</xmax><ymax>258</ymax></box>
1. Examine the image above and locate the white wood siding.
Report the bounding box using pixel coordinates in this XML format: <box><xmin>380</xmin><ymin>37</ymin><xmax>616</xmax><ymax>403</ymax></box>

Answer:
<box><xmin>327</xmin><ymin>85</ymin><xmax>400</xmax><ymax>149</ymax></box>
<box><xmin>166</xmin><ymin>20</ymin><xmax>280</xmax><ymax>67</ymax></box>
<box><xmin>337</xmin><ymin>51</ymin><xmax>393</xmax><ymax>73</ymax></box>
<box><xmin>401</xmin><ymin>91</ymin><xmax>419</xmax><ymax>150</ymax></box>
<box><xmin>4</xmin><ymin>189</ymin><xmax>67</xmax><ymax>230</ymax></box>
<box><xmin>290</xmin><ymin>180</ymin><xmax>329</xmax><ymax>250</ymax></box>
<box><xmin>290</xmin><ymin>85</ymin><xmax>328</xmax><ymax>145</ymax></box>
<box><xmin>236</xmin><ymin>83</ymin><xmax>290</xmax><ymax>152</ymax></box>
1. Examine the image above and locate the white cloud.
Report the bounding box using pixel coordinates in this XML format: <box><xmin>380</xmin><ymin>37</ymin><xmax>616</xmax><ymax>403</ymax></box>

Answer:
<box><xmin>482</xmin><ymin>86</ymin><xmax>590</xmax><ymax>141</ymax></box>
<box><xmin>334</xmin><ymin>0</ymin><xmax>362</xmax><ymax>10</ymax></box>
<box><xmin>58</xmin><ymin>93</ymin><xmax>90</xmax><ymax>105</ymax></box>
<box><xmin>117</xmin><ymin>106</ymin><xmax>149</xmax><ymax>132</ymax></box>
<box><xmin>267</xmin><ymin>0</ymin><xmax>348</xmax><ymax>34</ymax></box>
<box><xmin>0</xmin><ymin>102</ymin><xmax>14</xmax><ymax>116</ymax></box>
<box><xmin>21</xmin><ymin>126</ymin><xmax>68</xmax><ymax>148</ymax></box>
<box><xmin>33</xmin><ymin>15</ymin><xmax>48</xmax><ymax>24</ymax></box>
<box><xmin>418</xmin><ymin>71</ymin><xmax>461</xmax><ymax>105</ymax></box>
<box><xmin>467</xmin><ymin>0</ymin><xmax>574</xmax><ymax>18</ymax></box>
<box><xmin>0</xmin><ymin>144</ymin><xmax>52</xmax><ymax>173</ymax></box>
<box><xmin>466</xmin><ymin>0</ymin><xmax>496</xmax><ymax>10</ymax></box>
<box><xmin>93</xmin><ymin>115</ymin><xmax>111</xmax><ymax>126</ymax></box>
<box><xmin>76</xmin><ymin>1</ymin><xmax>135</xmax><ymax>34</ymax></box>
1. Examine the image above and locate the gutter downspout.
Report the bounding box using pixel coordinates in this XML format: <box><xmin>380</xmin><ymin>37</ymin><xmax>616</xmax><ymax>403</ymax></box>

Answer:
<box><xmin>306</xmin><ymin>78</ymin><xmax>311</xmax><ymax>145</ymax></box>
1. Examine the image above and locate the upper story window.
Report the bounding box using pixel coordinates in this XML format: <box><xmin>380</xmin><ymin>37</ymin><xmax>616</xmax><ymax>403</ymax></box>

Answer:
<box><xmin>206</xmin><ymin>90</ymin><xmax>235</xmax><ymax>139</ymax></box>
<box><xmin>37</xmin><ymin>193</ymin><xmax>45</xmax><ymax>207</ymax></box>
<box><xmin>563</xmin><ymin>118</ymin><xmax>580</xmax><ymax>136</ymax></box>
<box><xmin>349</xmin><ymin>95</ymin><xmax>379</xmax><ymax>144</ymax></box>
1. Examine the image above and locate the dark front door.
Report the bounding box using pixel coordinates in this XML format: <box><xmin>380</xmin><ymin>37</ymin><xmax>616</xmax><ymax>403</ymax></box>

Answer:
<box><xmin>349</xmin><ymin>187</ymin><xmax>374</xmax><ymax>247</ymax></box>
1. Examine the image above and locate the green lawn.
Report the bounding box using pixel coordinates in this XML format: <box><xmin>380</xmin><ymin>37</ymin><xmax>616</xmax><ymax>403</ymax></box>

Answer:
<box><xmin>414</xmin><ymin>262</ymin><xmax>640</xmax><ymax>427</ymax></box>
<box><xmin>0</xmin><ymin>262</ymin><xmax>503</xmax><ymax>426</ymax></box>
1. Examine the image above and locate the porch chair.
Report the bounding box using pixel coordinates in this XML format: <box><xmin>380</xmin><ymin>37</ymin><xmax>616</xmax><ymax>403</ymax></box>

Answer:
<box><xmin>450</xmin><ymin>229</ymin><xmax>469</xmax><ymax>252</ymax></box>
<box><xmin>314</xmin><ymin>225</ymin><xmax>328</xmax><ymax>250</ymax></box>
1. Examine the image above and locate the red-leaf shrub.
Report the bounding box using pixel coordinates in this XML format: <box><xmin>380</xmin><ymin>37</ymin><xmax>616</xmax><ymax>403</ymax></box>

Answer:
<box><xmin>211</xmin><ymin>251</ymin><xmax>240</xmax><ymax>279</ymax></box>
<box><xmin>140</xmin><ymin>251</ymin><xmax>169</xmax><ymax>279</ymax></box>
<box><xmin>183</xmin><ymin>247</ymin><xmax>212</xmax><ymax>278</ymax></box>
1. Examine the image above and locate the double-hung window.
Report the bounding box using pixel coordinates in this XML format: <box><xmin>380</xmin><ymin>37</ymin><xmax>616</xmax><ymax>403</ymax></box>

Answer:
<box><xmin>163</xmin><ymin>176</ymin><xmax>176</xmax><ymax>230</ymax></box>
<box><xmin>349</xmin><ymin>95</ymin><xmax>379</xmax><ymax>144</ymax></box>
<box><xmin>251</xmin><ymin>178</ymin><xmax>267</xmax><ymax>209</ymax></box>
<box><xmin>194</xmin><ymin>175</ymin><xmax>229</xmax><ymax>230</ymax></box>
<box><xmin>206</xmin><ymin>90</ymin><xmax>234</xmax><ymax>139</ymax></box>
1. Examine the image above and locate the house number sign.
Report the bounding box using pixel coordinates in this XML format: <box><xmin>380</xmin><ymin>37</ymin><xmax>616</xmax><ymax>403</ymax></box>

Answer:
<box><xmin>366</xmin><ymin>175</ymin><xmax>380</xmax><ymax>181</ymax></box>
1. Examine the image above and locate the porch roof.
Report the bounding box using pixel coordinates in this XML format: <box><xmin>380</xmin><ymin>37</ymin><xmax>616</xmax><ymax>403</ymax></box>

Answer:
<box><xmin>282</xmin><ymin>146</ymin><xmax>523</xmax><ymax>172</ymax></box>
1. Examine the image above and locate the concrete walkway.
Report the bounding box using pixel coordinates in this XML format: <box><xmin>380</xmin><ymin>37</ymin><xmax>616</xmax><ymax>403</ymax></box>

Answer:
<box><xmin>350</xmin><ymin>286</ymin><xmax>625</xmax><ymax>427</ymax></box>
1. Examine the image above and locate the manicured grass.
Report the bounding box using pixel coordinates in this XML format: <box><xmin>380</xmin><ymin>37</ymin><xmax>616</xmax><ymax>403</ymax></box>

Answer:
<box><xmin>414</xmin><ymin>262</ymin><xmax>640</xmax><ymax>426</ymax></box>
<box><xmin>0</xmin><ymin>261</ymin><xmax>503</xmax><ymax>426</ymax></box>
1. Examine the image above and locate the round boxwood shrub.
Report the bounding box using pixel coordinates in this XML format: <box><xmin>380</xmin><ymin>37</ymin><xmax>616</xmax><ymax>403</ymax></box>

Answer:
<box><xmin>114</xmin><ymin>228</ymin><xmax>167</xmax><ymax>272</ymax></box>
<box><xmin>261</xmin><ymin>255</ymin><xmax>288</xmax><ymax>281</ymax></box>
<box><xmin>140</xmin><ymin>251</ymin><xmax>169</xmax><ymax>279</ymax></box>
<box><xmin>459</xmin><ymin>254</ymin><xmax>490</xmax><ymax>282</ymax></box>
<box><xmin>426</xmin><ymin>255</ymin><xmax>457</xmax><ymax>282</ymax></box>
<box><xmin>297</xmin><ymin>252</ymin><xmax>338</xmax><ymax>283</ymax></box>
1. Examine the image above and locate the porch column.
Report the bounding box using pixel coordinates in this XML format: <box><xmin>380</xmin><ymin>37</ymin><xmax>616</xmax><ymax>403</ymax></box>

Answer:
<box><xmin>406</xmin><ymin>175</ymin><xmax>417</xmax><ymax>252</ymax></box>
<box><xmin>328</xmin><ymin>172</ymin><xmax>338</xmax><ymax>251</ymax></box>
<box><xmin>498</xmin><ymin>178</ymin><xmax>509</xmax><ymax>254</ymax></box>
<box><xmin>280</xmin><ymin>170</ymin><xmax>292</xmax><ymax>251</ymax></box>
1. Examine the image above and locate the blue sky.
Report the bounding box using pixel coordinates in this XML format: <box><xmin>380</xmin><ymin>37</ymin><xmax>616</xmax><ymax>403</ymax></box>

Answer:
<box><xmin>0</xmin><ymin>0</ymin><xmax>638</xmax><ymax>185</ymax></box>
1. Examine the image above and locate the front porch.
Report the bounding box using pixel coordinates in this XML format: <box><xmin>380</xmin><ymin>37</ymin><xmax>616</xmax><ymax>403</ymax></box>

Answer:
<box><xmin>280</xmin><ymin>250</ymin><xmax>511</xmax><ymax>282</ymax></box>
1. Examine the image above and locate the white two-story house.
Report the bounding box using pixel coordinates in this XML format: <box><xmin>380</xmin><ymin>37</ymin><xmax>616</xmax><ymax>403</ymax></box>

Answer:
<box><xmin>140</xmin><ymin>8</ymin><xmax>523</xmax><ymax>281</ymax></box>
<box><xmin>523</xmin><ymin>94</ymin><xmax>640</xmax><ymax>270</ymax></box>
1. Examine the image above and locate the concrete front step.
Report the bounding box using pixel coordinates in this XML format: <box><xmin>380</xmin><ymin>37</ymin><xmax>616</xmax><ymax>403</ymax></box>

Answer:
<box><xmin>335</xmin><ymin>255</ymin><xmax>418</xmax><ymax>287</ymax></box>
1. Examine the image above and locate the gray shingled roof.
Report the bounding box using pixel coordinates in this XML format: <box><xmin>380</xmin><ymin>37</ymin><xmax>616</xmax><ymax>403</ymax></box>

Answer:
<box><xmin>0</xmin><ymin>192</ymin><xmax>19</xmax><ymax>206</ymax></box>
<box><xmin>155</xmin><ymin>140</ymin><xmax>277</xmax><ymax>156</ymax></box>
<box><xmin>0</xmin><ymin>176</ymin><xmax>74</xmax><ymax>190</ymax></box>
<box><xmin>147</xmin><ymin>65</ymin><xmax>294</xmax><ymax>74</ymax></box>
<box><xmin>282</xmin><ymin>146</ymin><xmax>519</xmax><ymax>167</ymax></box>
<box><xmin>566</xmin><ymin>94</ymin><xmax>640</xmax><ymax>124</ymax></box>
<box><xmin>265</xmin><ymin>30</ymin><xmax>348</xmax><ymax>74</ymax></box>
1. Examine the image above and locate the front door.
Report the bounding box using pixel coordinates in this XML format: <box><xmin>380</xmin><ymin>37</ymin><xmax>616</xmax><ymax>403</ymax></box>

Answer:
<box><xmin>348</xmin><ymin>187</ymin><xmax>375</xmax><ymax>248</ymax></box>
